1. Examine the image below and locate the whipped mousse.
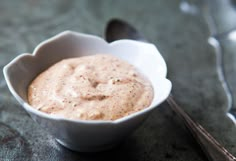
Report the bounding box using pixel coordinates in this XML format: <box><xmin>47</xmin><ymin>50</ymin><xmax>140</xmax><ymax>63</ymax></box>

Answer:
<box><xmin>28</xmin><ymin>54</ymin><xmax>153</xmax><ymax>120</ymax></box>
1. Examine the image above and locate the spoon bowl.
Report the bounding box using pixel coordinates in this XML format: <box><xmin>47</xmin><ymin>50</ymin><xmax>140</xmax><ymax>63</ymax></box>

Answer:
<box><xmin>105</xmin><ymin>19</ymin><xmax>146</xmax><ymax>43</ymax></box>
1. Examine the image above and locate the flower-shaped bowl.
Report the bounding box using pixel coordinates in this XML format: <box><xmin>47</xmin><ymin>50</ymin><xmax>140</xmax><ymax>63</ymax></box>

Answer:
<box><xmin>3</xmin><ymin>31</ymin><xmax>172</xmax><ymax>152</ymax></box>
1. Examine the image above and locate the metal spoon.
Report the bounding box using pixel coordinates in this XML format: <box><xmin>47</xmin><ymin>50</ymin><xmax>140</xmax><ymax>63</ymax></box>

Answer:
<box><xmin>105</xmin><ymin>18</ymin><xmax>236</xmax><ymax>161</ymax></box>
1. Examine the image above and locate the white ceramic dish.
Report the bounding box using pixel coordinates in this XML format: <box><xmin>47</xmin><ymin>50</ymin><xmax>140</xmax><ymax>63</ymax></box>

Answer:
<box><xmin>3</xmin><ymin>31</ymin><xmax>172</xmax><ymax>152</ymax></box>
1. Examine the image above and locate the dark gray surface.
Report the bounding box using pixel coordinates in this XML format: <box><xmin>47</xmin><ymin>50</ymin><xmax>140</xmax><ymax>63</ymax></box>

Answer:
<box><xmin>0</xmin><ymin>0</ymin><xmax>236</xmax><ymax>160</ymax></box>
<box><xmin>205</xmin><ymin>0</ymin><xmax>236</xmax><ymax>35</ymax></box>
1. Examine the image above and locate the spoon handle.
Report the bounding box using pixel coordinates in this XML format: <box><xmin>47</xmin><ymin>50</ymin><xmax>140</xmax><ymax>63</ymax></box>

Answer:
<box><xmin>167</xmin><ymin>95</ymin><xmax>236</xmax><ymax>161</ymax></box>
<box><xmin>105</xmin><ymin>18</ymin><xmax>236</xmax><ymax>161</ymax></box>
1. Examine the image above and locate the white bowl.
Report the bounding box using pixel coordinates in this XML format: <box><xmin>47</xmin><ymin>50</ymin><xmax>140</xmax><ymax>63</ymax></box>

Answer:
<box><xmin>3</xmin><ymin>31</ymin><xmax>172</xmax><ymax>152</ymax></box>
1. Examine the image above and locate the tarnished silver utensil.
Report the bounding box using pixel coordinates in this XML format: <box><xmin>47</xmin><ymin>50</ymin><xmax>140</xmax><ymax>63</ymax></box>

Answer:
<box><xmin>105</xmin><ymin>18</ymin><xmax>236</xmax><ymax>161</ymax></box>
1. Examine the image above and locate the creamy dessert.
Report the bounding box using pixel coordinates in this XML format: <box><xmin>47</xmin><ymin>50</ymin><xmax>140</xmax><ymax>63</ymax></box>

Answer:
<box><xmin>28</xmin><ymin>54</ymin><xmax>153</xmax><ymax>120</ymax></box>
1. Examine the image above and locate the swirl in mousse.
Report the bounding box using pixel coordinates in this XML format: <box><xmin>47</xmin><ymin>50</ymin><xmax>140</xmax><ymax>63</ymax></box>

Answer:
<box><xmin>28</xmin><ymin>54</ymin><xmax>154</xmax><ymax>120</ymax></box>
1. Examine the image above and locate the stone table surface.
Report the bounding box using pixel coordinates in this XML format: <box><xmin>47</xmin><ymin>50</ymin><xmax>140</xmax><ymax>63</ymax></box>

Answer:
<box><xmin>1</xmin><ymin>0</ymin><xmax>236</xmax><ymax>161</ymax></box>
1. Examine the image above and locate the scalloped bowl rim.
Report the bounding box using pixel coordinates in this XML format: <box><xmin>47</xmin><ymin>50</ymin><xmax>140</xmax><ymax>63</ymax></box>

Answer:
<box><xmin>3</xmin><ymin>30</ymin><xmax>172</xmax><ymax>125</ymax></box>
